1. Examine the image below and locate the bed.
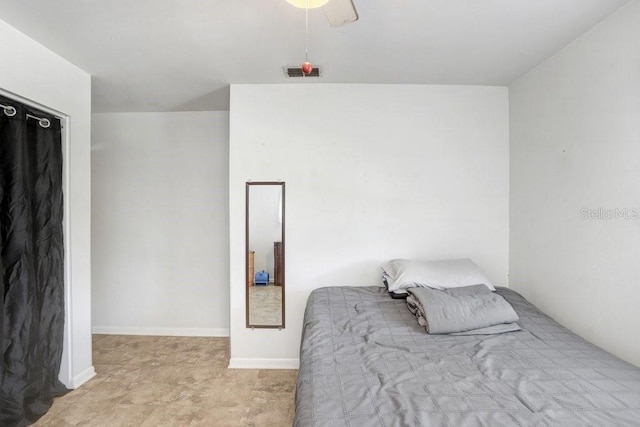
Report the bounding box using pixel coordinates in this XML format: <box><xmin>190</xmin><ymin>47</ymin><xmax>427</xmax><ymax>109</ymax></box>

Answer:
<box><xmin>294</xmin><ymin>286</ymin><xmax>640</xmax><ymax>426</ymax></box>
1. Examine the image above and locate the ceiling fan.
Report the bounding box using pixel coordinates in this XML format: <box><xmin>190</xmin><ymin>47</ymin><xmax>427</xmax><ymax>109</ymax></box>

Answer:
<box><xmin>284</xmin><ymin>0</ymin><xmax>358</xmax><ymax>77</ymax></box>
<box><xmin>286</xmin><ymin>0</ymin><xmax>359</xmax><ymax>27</ymax></box>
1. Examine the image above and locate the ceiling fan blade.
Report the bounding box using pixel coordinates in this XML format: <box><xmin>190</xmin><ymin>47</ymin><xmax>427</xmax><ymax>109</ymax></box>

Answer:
<box><xmin>323</xmin><ymin>0</ymin><xmax>358</xmax><ymax>27</ymax></box>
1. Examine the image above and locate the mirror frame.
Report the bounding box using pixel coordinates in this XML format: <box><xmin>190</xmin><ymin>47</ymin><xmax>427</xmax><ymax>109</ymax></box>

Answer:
<box><xmin>245</xmin><ymin>181</ymin><xmax>285</xmax><ymax>329</ymax></box>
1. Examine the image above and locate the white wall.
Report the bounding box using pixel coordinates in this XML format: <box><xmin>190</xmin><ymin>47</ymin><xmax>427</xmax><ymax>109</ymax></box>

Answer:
<box><xmin>0</xmin><ymin>19</ymin><xmax>93</xmax><ymax>387</ymax></box>
<box><xmin>510</xmin><ymin>1</ymin><xmax>640</xmax><ymax>366</ymax></box>
<box><xmin>229</xmin><ymin>84</ymin><xmax>509</xmax><ymax>367</ymax></box>
<box><xmin>91</xmin><ymin>112</ymin><xmax>230</xmax><ymax>336</ymax></box>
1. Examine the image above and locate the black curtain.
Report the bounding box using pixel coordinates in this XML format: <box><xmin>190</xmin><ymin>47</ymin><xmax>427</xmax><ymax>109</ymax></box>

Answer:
<box><xmin>1</xmin><ymin>95</ymin><xmax>69</xmax><ymax>426</ymax></box>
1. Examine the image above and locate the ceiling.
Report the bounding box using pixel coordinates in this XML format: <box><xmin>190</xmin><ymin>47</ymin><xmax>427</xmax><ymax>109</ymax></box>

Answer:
<box><xmin>0</xmin><ymin>0</ymin><xmax>630</xmax><ymax>112</ymax></box>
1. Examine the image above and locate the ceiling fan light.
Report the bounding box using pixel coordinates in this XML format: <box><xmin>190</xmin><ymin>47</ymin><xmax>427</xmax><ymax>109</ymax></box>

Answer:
<box><xmin>286</xmin><ymin>0</ymin><xmax>330</xmax><ymax>9</ymax></box>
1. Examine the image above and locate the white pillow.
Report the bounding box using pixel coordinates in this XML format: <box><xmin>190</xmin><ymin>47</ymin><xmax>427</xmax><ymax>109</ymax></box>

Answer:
<box><xmin>382</xmin><ymin>258</ymin><xmax>495</xmax><ymax>292</ymax></box>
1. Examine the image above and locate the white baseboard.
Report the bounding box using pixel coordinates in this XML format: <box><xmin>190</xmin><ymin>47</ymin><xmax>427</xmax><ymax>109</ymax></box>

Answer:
<box><xmin>91</xmin><ymin>326</ymin><xmax>230</xmax><ymax>337</ymax></box>
<box><xmin>228</xmin><ymin>358</ymin><xmax>299</xmax><ymax>370</ymax></box>
<box><xmin>72</xmin><ymin>366</ymin><xmax>96</xmax><ymax>389</ymax></box>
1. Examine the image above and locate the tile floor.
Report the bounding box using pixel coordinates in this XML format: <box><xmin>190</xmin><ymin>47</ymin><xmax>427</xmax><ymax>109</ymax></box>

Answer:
<box><xmin>35</xmin><ymin>335</ymin><xmax>297</xmax><ymax>426</ymax></box>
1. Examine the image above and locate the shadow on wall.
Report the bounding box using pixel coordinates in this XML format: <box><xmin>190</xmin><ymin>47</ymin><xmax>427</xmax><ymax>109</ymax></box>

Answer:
<box><xmin>176</xmin><ymin>85</ymin><xmax>231</xmax><ymax>111</ymax></box>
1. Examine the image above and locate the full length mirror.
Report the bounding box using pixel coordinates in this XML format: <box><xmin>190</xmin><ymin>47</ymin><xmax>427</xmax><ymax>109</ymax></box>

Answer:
<box><xmin>246</xmin><ymin>182</ymin><xmax>285</xmax><ymax>328</ymax></box>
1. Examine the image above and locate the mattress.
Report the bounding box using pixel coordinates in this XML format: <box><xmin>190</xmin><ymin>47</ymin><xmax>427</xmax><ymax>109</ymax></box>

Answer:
<box><xmin>294</xmin><ymin>286</ymin><xmax>640</xmax><ymax>426</ymax></box>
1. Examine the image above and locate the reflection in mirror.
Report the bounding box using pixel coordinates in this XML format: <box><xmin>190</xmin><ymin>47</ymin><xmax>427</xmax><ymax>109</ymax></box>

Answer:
<box><xmin>246</xmin><ymin>182</ymin><xmax>285</xmax><ymax>328</ymax></box>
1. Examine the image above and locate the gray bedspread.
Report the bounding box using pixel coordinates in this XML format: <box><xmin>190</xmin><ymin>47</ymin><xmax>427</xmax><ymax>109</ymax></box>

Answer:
<box><xmin>407</xmin><ymin>285</ymin><xmax>520</xmax><ymax>334</ymax></box>
<box><xmin>294</xmin><ymin>286</ymin><xmax>640</xmax><ymax>426</ymax></box>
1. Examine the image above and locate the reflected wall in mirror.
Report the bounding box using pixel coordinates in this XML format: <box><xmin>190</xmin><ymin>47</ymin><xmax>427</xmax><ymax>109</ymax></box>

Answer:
<box><xmin>246</xmin><ymin>182</ymin><xmax>285</xmax><ymax>328</ymax></box>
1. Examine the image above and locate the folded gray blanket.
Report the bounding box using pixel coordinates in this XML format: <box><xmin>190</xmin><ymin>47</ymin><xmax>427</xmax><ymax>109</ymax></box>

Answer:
<box><xmin>406</xmin><ymin>285</ymin><xmax>520</xmax><ymax>335</ymax></box>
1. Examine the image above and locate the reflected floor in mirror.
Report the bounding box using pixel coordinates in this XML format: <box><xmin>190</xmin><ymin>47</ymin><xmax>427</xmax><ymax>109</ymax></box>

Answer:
<box><xmin>249</xmin><ymin>284</ymin><xmax>282</xmax><ymax>326</ymax></box>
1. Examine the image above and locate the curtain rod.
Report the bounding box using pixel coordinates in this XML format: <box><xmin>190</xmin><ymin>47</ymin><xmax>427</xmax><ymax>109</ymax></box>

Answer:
<box><xmin>0</xmin><ymin>102</ymin><xmax>17</xmax><ymax>117</ymax></box>
<box><xmin>1</xmin><ymin>102</ymin><xmax>53</xmax><ymax>128</ymax></box>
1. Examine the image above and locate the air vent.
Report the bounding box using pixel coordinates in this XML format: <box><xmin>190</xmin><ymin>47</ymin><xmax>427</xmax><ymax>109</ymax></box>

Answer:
<box><xmin>284</xmin><ymin>66</ymin><xmax>322</xmax><ymax>78</ymax></box>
